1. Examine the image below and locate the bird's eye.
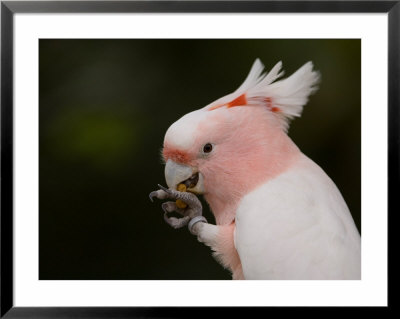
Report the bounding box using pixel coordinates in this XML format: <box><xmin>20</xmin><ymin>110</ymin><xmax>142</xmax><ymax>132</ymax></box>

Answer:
<box><xmin>203</xmin><ymin>143</ymin><xmax>213</xmax><ymax>153</ymax></box>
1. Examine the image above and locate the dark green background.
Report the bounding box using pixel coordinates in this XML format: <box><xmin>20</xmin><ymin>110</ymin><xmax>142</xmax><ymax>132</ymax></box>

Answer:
<box><xmin>39</xmin><ymin>39</ymin><xmax>361</xmax><ymax>280</ymax></box>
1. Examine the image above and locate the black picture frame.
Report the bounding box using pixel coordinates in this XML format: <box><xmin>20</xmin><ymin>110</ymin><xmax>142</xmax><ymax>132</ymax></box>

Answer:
<box><xmin>1</xmin><ymin>1</ymin><xmax>395</xmax><ymax>317</ymax></box>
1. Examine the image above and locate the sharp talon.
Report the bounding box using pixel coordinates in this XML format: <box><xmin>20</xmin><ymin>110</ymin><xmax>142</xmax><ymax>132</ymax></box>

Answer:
<box><xmin>163</xmin><ymin>211</ymin><xmax>169</xmax><ymax>223</ymax></box>
<box><xmin>158</xmin><ymin>184</ymin><xmax>171</xmax><ymax>193</ymax></box>
<box><xmin>149</xmin><ymin>191</ymin><xmax>158</xmax><ymax>202</ymax></box>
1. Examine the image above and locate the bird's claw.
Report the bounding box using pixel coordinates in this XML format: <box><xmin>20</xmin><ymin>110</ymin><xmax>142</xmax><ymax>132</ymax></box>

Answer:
<box><xmin>149</xmin><ymin>191</ymin><xmax>158</xmax><ymax>202</ymax></box>
<box><xmin>162</xmin><ymin>202</ymin><xmax>187</xmax><ymax>229</ymax></box>
<box><xmin>157</xmin><ymin>184</ymin><xmax>171</xmax><ymax>194</ymax></box>
<box><xmin>148</xmin><ymin>188</ymin><xmax>170</xmax><ymax>202</ymax></box>
<box><xmin>150</xmin><ymin>184</ymin><xmax>203</xmax><ymax>228</ymax></box>
<box><xmin>153</xmin><ymin>185</ymin><xmax>201</xmax><ymax>209</ymax></box>
<box><xmin>161</xmin><ymin>202</ymin><xmax>170</xmax><ymax>214</ymax></box>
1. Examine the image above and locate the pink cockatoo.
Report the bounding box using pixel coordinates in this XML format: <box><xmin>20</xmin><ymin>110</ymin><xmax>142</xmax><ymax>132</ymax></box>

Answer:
<box><xmin>150</xmin><ymin>59</ymin><xmax>361</xmax><ymax>280</ymax></box>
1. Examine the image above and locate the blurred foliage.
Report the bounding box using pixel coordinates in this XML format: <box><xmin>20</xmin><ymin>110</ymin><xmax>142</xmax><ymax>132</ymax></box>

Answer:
<box><xmin>39</xmin><ymin>39</ymin><xmax>360</xmax><ymax>280</ymax></box>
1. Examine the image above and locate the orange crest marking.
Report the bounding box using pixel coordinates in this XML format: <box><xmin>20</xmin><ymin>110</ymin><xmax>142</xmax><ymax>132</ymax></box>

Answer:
<box><xmin>227</xmin><ymin>94</ymin><xmax>247</xmax><ymax>108</ymax></box>
<box><xmin>209</xmin><ymin>94</ymin><xmax>247</xmax><ymax>111</ymax></box>
<box><xmin>264</xmin><ymin>97</ymin><xmax>280</xmax><ymax>113</ymax></box>
<box><xmin>264</xmin><ymin>97</ymin><xmax>273</xmax><ymax>108</ymax></box>
<box><xmin>208</xmin><ymin>94</ymin><xmax>280</xmax><ymax>113</ymax></box>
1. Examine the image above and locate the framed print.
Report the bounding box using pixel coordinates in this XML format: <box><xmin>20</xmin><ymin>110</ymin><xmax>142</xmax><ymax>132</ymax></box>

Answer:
<box><xmin>1</xmin><ymin>0</ymin><xmax>396</xmax><ymax>317</ymax></box>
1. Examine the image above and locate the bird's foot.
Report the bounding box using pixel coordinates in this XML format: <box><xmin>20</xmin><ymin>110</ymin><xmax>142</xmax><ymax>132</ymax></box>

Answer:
<box><xmin>149</xmin><ymin>184</ymin><xmax>203</xmax><ymax>229</ymax></box>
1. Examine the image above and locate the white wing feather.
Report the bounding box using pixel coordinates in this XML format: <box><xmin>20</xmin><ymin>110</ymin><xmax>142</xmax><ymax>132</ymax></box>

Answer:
<box><xmin>234</xmin><ymin>154</ymin><xmax>361</xmax><ymax>279</ymax></box>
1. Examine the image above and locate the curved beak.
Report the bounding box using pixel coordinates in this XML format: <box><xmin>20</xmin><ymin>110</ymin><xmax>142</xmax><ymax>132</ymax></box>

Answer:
<box><xmin>164</xmin><ymin>159</ymin><xmax>204</xmax><ymax>194</ymax></box>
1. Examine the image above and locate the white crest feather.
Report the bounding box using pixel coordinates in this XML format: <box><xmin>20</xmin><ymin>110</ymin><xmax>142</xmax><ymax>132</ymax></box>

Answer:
<box><xmin>206</xmin><ymin>59</ymin><xmax>320</xmax><ymax>131</ymax></box>
<box><xmin>234</xmin><ymin>58</ymin><xmax>266</xmax><ymax>93</ymax></box>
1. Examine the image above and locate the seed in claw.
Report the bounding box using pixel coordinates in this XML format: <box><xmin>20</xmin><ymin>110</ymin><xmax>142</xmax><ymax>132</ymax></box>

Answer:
<box><xmin>176</xmin><ymin>183</ymin><xmax>188</xmax><ymax>209</ymax></box>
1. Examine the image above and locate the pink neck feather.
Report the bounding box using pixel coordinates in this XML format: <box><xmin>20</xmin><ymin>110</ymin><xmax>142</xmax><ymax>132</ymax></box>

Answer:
<box><xmin>198</xmin><ymin>107</ymin><xmax>301</xmax><ymax>225</ymax></box>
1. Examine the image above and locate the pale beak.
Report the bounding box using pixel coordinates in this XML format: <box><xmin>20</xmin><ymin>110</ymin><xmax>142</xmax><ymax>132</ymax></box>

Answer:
<box><xmin>164</xmin><ymin>159</ymin><xmax>204</xmax><ymax>194</ymax></box>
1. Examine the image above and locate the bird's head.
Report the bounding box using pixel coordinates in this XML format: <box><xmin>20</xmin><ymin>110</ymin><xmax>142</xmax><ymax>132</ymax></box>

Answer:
<box><xmin>162</xmin><ymin>59</ymin><xmax>320</xmax><ymax>224</ymax></box>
